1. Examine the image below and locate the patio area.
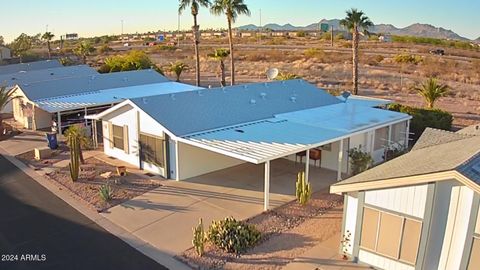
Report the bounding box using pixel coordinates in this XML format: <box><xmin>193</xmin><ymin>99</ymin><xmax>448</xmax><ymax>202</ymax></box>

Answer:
<box><xmin>101</xmin><ymin>158</ymin><xmax>339</xmax><ymax>256</ymax></box>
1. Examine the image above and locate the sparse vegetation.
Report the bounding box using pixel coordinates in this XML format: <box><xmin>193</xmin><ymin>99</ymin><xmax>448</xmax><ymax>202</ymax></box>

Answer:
<box><xmin>414</xmin><ymin>77</ymin><xmax>449</xmax><ymax>108</ymax></box>
<box><xmin>100</xmin><ymin>50</ymin><xmax>162</xmax><ymax>74</ymax></box>
<box><xmin>394</xmin><ymin>53</ymin><xmax>423</xmax><ymax>64</ymax></box>
<box><xmin>276</xmin><ymin>72</ymin><xmax>301</xmax><ymax>80</ymax></box>
<box><xmin>207</xmin><ymin>217</ymin><xmax>261</xmax><ymax>255</ymax></box>
<box><xmin>166</xmin><ymin>61</ymin><xmax>189</xmax><ymax>82</ymax></box>
<box><xmin>99</xmin><ymin>184</ymin><xmax>114</xmax><ymax>202</ymax></box>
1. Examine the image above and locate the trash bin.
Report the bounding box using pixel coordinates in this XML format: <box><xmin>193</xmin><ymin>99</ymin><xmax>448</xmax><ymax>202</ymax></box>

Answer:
<box><xmin>46</xmin><ymin>133</ymin><xmax>58</xmax><ymax>150</ymax></box>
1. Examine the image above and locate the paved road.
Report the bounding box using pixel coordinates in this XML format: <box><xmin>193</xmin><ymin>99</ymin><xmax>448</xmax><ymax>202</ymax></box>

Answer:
<box><xmin>0</xmin><ymin>155</ymin><xmax>168</xmax><ymax>270</ymax></box>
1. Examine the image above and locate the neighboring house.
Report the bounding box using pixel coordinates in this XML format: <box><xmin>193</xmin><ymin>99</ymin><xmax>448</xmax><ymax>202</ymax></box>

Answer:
<box><xmin>87</xmin><ymin>79</ymin><xmax>411</xmax><ymax>210</ymax></box>
<box><xmin>65</xmin><ymin>33</ymin><xmax>79</xmax><ymax>40</ymax></box>
<box><xmin>331</xmin><ymin>125</ymin><xmax>480</xmax><ymax>270</ymax></box>
<box><xmin>0</xmin><ymin>46</ymin><xmax>11</xmax><ymax>61</ymax></box>
<box><xmin>11</xmin><ymin>69</ymin><xmax>198</xmax><ymax>132</ymax></box>
<box><xmin>0</xmin><ymin>61</ymin><xmax>87</xmax><ymax>113</ymax></box>
<box><xmin>0</xmin><ymin>60</ymin><xmax>62</xmax><ymax>75</ymax></box>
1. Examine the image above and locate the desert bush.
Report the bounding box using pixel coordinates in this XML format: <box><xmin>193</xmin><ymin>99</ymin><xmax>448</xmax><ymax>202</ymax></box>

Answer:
<box><xmin>335</xmin><ymin>33</ymin><xmax>345</xmax><ymax>40</ymax></box>
<box><xmin>265</xmin><ymin>38</ymin><xmax>285</xmax><ymax>45</ymax></box>
<box><xmin>304</xmin><ymin>48</ymin><xmax>325</xmax><ymax>60</ymax></box>
<box><xmin>388</xmin><ymin>103</ymin><xmax>453</xmax><ymax>142</ymax></box>
<box><xmin>207</xmin><ymin>217</ymin><xmax>261</xmax><ymax>255</ymax></box>
<box><xmin>21</xmin><ymin>51</ymin><xmax>41</xmax><ymax>62</ymax></box>
<box><xmin>99</xmin><ymin>184</ymin><xmax>113</xmax><ymax>202</ymax></box>
<box><xmin>59</xmin><ymin>57</ymin><xmax>74</xmax><ymax>66</ymax></box>
<box><xmin>394</xmin><ymin>53</ymin><xmax>423</xmax><ymax>65</ymax></box>
<box><xmin>98</xmin><ymin>44</ymin><xmax>113</xmax><ymax>54</ymax></box>
<box><xmin>100</xmin><ymin>50</ymin><xmax>163</xmax><ymax>74</ymax></box>
<box><xmin>151</xmin><ymin>45</ymin><xmax>176</xmax><ymax>53</ymax></box>
<box><xmin>348</xmin><ymin>147</ymin><xmax>373</xmax><ymax>176</ymax></box>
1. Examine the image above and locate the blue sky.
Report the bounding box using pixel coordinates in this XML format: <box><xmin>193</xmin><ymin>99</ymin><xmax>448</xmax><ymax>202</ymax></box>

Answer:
<box><xmin>1</xmin><ymin>0</ymin><xmax>479</xmax><ymax>42</ymax></box>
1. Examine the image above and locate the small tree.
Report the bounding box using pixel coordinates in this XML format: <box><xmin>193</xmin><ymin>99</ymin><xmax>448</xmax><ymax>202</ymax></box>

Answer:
<box><xmin>74</xmin><ymin>42</ymin><xmax>95</xmax><ymax>64</ymax></box>
<box><xmin>208</xmin><ymin>48</ymin><xmax>230</xmax><ymax>86</ymax></box>
<box><xmin>10</xmin><ymin>33</ymin><xmax>33</xmax><ymax>62</ymax></box>
<box><xmin>167</xmin><ymin>62</ymin><xmax>188</xmax><ymax>82</ymax></box>
<box><xmin>0</xmin><ymin>85</ymin><xmax>19</xmax><ymax>128</ymax></box>
<box><xmin>348</xmin><ymin>147</ymin><xmax>373</xmax><ymax>175</ymax></box>
<box><xmin>42</xmin><ymin>32</ymin><xmax>55</xmax><ymax>59</ymax></box>
<box><xmin>414</xmin><ymin>77</ymin><xmax>449</xmax><ymax>109</ymax></box>
<box><xmin>64</xmin><ymin>125</ymin><xmax>90</xmax><ymax>164</ymax></box>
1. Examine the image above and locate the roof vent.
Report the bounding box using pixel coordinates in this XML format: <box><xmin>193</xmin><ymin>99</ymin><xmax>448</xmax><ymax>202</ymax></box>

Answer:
<box><xmin>290</xmin><ymin>96</ymin><xmax>297</xmax><ymax>102</ymax></box>
<box><xmin>90</xmin><ymin>75</ymin><xmax>96</xmax><ymax>80</ymax></box>
<box><xmin>123</xmin><ymin>77</ymin><xmax>129</xmax><ymax>82</ymax></box>
<box><xmin>244</xmin><ymin>85</ymin><xmax>248</xmax><ymax>89</ymax></box>
<box><xmin>170</xmin><ymin>94</ymin><xmax>176</xmax><ymax>100</ymax></box>
<box><xmin>11</xmin><ymin>77</ymin><xmax>16</xmax><ymax>80</ymax></box>
<box><xmin>234</xmin><ymin>129</ymin><xmax>245</xmax><ymax>133</ymax></box>
<box><xmin>142</xmin><ymin>97</ymin><xmax>148</xmax><ymax>104</ymax></box>
<box><xmin>221</xmin><ymin>87</ymin><xmax>226</xmax><ymax>93</ymax></box>
<box><xmin>250</xmin><ymin>99</ymin><xmax>256</xmax><ymax>104</ymax></box>
<box><xmin>264</xmin><ymin>82</ymin><xmax>268</xmax><ymax>87</ymax></box>
<box><xmin>260</xmin><ymin>92</ymin><xmax>267</xmax><ymax>99</ymax></box>
<box><xmin>197</xmin><ymin>90</ymin><xmax>203</xmax><ymax>96</ymax></box>
<box><xmin>50</xmin><ymin>72</ymin><xmax>54</xmax><ymax>75</ymax></box>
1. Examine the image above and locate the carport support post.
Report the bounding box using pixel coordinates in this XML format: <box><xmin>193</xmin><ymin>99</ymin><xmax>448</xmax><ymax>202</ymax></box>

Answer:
<box><xmin>264</xmin><ymin>160</ymin><xmax>270</xmax><ymax>211</ymax></box>
<box><xmin>337</xmin><ymin>139</ymin><xmax>344</xmax><ymax>181</ymax></box>
<box><xmin>57</xmin><ymin>112</ymin><xmax>62</xmax><ymax>134</ymax></box>
<box><xmin>305</xmin><ymin>149</ymin><xmax>310</xmax><ymax>183</ymax></box>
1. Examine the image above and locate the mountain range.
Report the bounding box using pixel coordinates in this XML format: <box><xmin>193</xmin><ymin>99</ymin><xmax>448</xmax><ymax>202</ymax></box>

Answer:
<box><xmin>237</xmin><ymin>19</ymin><xmax>473</xmax><ymax>41</ymax></box>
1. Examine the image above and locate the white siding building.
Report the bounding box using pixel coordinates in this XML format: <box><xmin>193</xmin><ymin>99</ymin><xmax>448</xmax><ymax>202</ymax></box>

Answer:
<box><xmin>331</xmin><ymin>126</ymin><xmax>480</xmax><ymax>270</ymax></box>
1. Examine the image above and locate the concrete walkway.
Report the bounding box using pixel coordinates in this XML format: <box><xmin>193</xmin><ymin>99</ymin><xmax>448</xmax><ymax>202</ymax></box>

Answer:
<box><xmin>102</xmin><ymin>159</ymin><xmax>339</xmax><ymax>256</ymax></box>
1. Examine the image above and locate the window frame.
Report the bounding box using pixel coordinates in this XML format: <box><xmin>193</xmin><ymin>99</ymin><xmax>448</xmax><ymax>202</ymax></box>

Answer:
<box><xmin>359</xmin><ymin>206</ymin><xmax>423</xmax><ymax>266</ymax></box>
<box><xmin>139</xmin><ymin>132</ymin><xmax>165</xmax><ymax>168</ymax></box>
<box><xmin>112</xmin><ymin>124</ymin><xmax>124</xmax><ymax>150</ymax></box>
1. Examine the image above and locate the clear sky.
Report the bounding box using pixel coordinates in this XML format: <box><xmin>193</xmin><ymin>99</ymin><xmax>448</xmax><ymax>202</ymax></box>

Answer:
<box><xmin>1</xmin><ymin>0</ymin><xmax>479</xmax><ymax>42</ymax></box>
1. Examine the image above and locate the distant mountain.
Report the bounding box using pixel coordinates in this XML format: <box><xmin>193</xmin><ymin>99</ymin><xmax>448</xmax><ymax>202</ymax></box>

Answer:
<box><xmin>237</xmin><ymin>20</ymin><xmax>470</xmax><ymax>41</ymax></box>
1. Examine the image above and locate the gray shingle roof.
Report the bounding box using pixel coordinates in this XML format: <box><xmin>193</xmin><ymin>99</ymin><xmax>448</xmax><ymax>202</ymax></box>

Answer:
<box><xmin>0</xmin><ymin>60</ymin><xmax>62</xmax><ymax>75</ymax></box>
<box><xmin>0</xmin><ymin>65</ymin><xmax>97</xmax><ymax>88</ymax></box>
<box><xmin>457</xmin><ymin>124</ymin><xmax>480</xmax><ymax>136</ymax></box>
<box><xmin>333</xmin><ymin>127</ymin><xmax>480</xmax><ymax>188</ymax></box>
<box><xmin>20</xmin><ymin>69</ymin><xmax>168</xmax><ymax>101</ymax></box>
<box><xmin>131</xmin><ymin>79</ymin><xmax>343</xmax><ymax>136</ymax></box>
<box><xmin>411</xmin><ymin>128</ymin><xmax>473</xmax><ymax>151</ymax></box>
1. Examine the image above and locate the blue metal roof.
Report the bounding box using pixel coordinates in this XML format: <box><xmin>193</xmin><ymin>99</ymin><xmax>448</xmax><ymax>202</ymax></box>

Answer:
<box><xmin>131</xmin><ymin>79</ymin><xmax>343</xmax><ymax>136</ymax></box>
<box><xmin>0</xmin><ymin>60</ymin><xmax>62</xmax><ymax>75</ymax></box>
<box><xmin>21</xmin><ymin>69</ymin><xmax>169</xmax><ymax>101</ymax></box>
<box><xmin>0</xmin><ymin>65</ymin><xmax>97</xmax><ymax>88</ymax></box>
<box><xmin>458</xmin><ymin>153</ymin><xmax>480</xmax><ymax>185</ymax></box>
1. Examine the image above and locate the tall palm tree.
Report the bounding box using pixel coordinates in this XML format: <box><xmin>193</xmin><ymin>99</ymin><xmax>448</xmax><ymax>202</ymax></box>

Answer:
<box><xmin>74</xmin><ymin>42</ymin><xmax>95</xmax><ymax>64</ymax></box>
<box><xmin>340</xmin><ymin>8</ymin><xmax>373</xmax><ymax>95</ymax></box>
<box><xmin>210</xmin><ymin>0</ymin><xmax>250</xmax><ymax>85</ymax></box>
<box><xmin>414</xmin><ymin>77</ymin><xmax>449</xmax><ymax>109</ymax></box>
<box><xmin>42</xmin><ymin>32</ymin><xmax>55</xmax><ymax>59</ymax></box>
<box><xmin>0</xmin><ymin>85</ymin><xmax>18</xmax><ymax>128</ymax></box>
<box><xmin>179</xmin><ymin>0</ymin><xmax>211</xmax><ymax>87</ymax></box>
<box><xmin>208</xmin><ymin>48</ymin><xmax>230</xmax><ymax>86</ymax></box>
<box><xmin>167</xmin><ymin>61</ymin><xmax>189</xmax><ymax>82</ymax></box>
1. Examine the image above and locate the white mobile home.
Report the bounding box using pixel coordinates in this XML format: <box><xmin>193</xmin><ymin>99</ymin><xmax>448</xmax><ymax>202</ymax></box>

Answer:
<box><xmin>331</xmin><ymin>125</ymin><xmax>480</xmax><ymax>270</ymax></box>
<box><xmin>0</xmin><ymin>46</ymin><xmax>11</xmax><ymax>61</ymax></box>
<box><xmin>88</xmin><ymin>79</ymin><xmax>411</xmax><ymax>210</ymax></box>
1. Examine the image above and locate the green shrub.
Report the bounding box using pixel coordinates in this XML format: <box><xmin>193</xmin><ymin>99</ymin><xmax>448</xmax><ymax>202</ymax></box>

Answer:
<box><xmin>99</xmin><ymin>184</ymin><xmax>113</xmax><ymax>202</ymax></box>
<box><xmin>304</xmin><ymin>48</ymin><xmax>325</xmax><ymax>60</ymax></box>
<box><xmin>21</xmin><ymin>51</ymin><xmax>41</xmax><ymax>62</ymax></box>
<box><xmin>392</xmin><ymin>35</ymin><xmax>478</xmax><ymax>51</ymax></box>
<box><xmin>207</xmin><ymin>217</ymin><xmax>261</xmax><ymax>255</ymax></box>
<box><xmin>387</xmin><ymin>103</ymin><xmax>453</xmax><ymax>142</ymax></box>
<box><xmin>394</xmin><ymin>53</ymin><xmax>423</xmax><ymax>65</ymax></box>
<box><xmin>348</xmin><ymin>147</ymin><xmax>373</xmax><ymax>176</ymax></box>
<box><xmin>101</xmin><ymin>50</ymin><xmax>162</xmax><ymax>74</ymax></box>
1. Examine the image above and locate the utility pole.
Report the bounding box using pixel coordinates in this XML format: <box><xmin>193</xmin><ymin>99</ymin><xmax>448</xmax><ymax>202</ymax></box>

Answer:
<box><xmin>258</xmin><ymin>9</ymin><xmax>262</xmax><ymax>44</ymax></box>
<box><xmin>46</xmin><ymin>24</ymin><xmax>49</xmax><ymax>33</ymax></box>
<box><xmin>330</xmin><ymin>25</ymin><xmax>334</xmax><ymax>47</ymax></box>
<box><xmin>177</xmin><ymin>12</ymin><xmax>181</xmax><ymax>46</ymax></box>
<box><xmin>121</xmin><ymin>20</ymin><xmax>124</xmax><ymax>40</ymax></box>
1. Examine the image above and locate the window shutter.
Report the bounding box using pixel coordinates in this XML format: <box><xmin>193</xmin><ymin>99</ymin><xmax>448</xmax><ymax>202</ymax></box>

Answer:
<box><xmin>108</xmin><ymin>122</ymin><xmax>113</xmax><ymax>149</ymax></box>
<box><xmin>123</xmin><ymin>125</ymin><xmax>129</xmax><ymax>154</ymax></box>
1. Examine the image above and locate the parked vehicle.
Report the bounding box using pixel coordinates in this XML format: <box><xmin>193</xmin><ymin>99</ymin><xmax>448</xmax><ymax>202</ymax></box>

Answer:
<box><xmin>429</xmin><ymin>49</ymin><xmax>445</xmax><ymax>56</ymax></box>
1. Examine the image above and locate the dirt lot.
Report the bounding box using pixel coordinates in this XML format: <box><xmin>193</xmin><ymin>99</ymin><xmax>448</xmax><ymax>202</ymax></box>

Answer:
<box><xmin>180</xmin><ymin>190</ymin><xmax>344</xmax><ymax>270</ymax></box>
<box><xmin>87</xmin><ymin>37</ymin><xmax>480</xmax><ymax>128</ymax></box>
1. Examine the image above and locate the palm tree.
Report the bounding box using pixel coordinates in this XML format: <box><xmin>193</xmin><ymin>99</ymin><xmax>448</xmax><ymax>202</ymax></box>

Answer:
<box><xmin>208</xmin><ymin>48</ymin><xmax>230</xmax><ymax>86</ymax></box>
<box><xmin>179</xmin><ymin>0</ymin><xmax>211</xmax><ymax>87</ymax></box>
<box><xmin>167</xmin><ymin>62</ymin><xmax>189</xmax><ymax>82</ymax></box>
<box><xmin>74</xmin><ymin>42</ymin><xmax>95</xmax><ymax>64</ymax></box>
<box><xmin>276</xmin><ymin>72</ymin><xmax>301</xmax><ymax>80</ymax></box>
<box><xmin>64</xmin><ymin>125</ymin><xmax>90</xmax><ymax>164</ymax></box>
<box><xmin>414</xmin><ymin>77</ymin><xmax>449</xmax><ymax>109</ymax></box>
<box><xmin>42</xmin><ymin>32</ymin><xmax>55</xmax><ymax>59</ymax></box>
<box><xmin>0</xmin><ymin>85</ymin><xmax>18</xmax><ymax>129</ymax></box>
<box><xmin>210</xmin><ymin>0</ymin><xmax>250</xmax><ymax>85</ymax></box>
<box><xmin>340</xmin><ymin>8</ymin><xmax>373</xmax><ymax>95</ymax></box>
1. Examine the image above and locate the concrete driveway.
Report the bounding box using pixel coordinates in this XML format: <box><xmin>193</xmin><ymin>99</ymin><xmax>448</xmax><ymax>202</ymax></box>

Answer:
<box><xmin>0</xmin><ymin>132</ymin><xmax>49</xmax><ymax>156</ymax></box>
<box><xmin>102</xmin><ymin>158</ymin><xmax>338</xmax><ymax>256</ymax></box>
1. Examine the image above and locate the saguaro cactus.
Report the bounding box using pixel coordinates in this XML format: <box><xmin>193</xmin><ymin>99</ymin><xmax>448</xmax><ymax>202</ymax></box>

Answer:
<box><xmin>192</xmin><ymin>218</ymin><xmax>205</xmax><ymax>256</ymax></box>
<box><xmin>295</xmin><ymin>171</ymin><xmax>312</xmax><ymax>206</ymax></box>
<box><xmin>69</xmin><ymin>136</ymin><xmax>80</xmax><ymax>182</ymax></box>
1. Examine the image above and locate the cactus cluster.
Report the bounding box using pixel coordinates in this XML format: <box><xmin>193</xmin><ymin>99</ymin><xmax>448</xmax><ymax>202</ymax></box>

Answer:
<box><xmin>192</xmin><ymin>218</ymin><xmax>206</xmax><ymax>256</ymax></box>
<box><xmin>206</xmin><ymin>217</ymin><xmax>260</xmax><ymax>255</ymax></box>
<box><xmin>69</xmin><ymin>136</ymin><xmax>80</xmax><ymax>182</ymax></box>
<box><xmin>295</xmin><ymin>171</ymin><xmax>312</xmax><ymax>206</ymax></box>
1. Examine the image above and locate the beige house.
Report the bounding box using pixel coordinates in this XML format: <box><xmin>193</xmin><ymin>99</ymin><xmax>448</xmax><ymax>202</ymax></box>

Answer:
<box><xmin>331</xmin><ymin>125</ymin><xmax>480</xmax><ymax>270</ymax></box>
<box><xmin>0</xmin><ymin>46</ymin><xmax>11</xmax><ymax>61</ymax></box>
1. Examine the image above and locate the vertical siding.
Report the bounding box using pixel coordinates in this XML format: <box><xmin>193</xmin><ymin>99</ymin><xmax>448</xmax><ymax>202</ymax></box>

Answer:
<box><xmin>438</xmin><ymin>185</ymin><xmax>474</xmax><ymax>270</ymax></box>
<box><xmin>344</xmin><ymin>194</ymin><xmax>358</xmax><ymax>255</ymax></box>
<box><xmin>359</xmin><ymin>250</ymin><xmax>414</xmax><ymax>270</ymax></box>
<box><xmin>364</xmin><ymin>184</ymin><xmax>428</xmax><ymax>218</ymax></box>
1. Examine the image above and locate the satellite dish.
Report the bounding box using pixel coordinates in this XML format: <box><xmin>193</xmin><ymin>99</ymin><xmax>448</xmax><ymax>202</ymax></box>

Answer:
<box><xmin>266</xmin><ymin>68</ymin><xmax>279</xmax><ymax>80</ymax></box>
